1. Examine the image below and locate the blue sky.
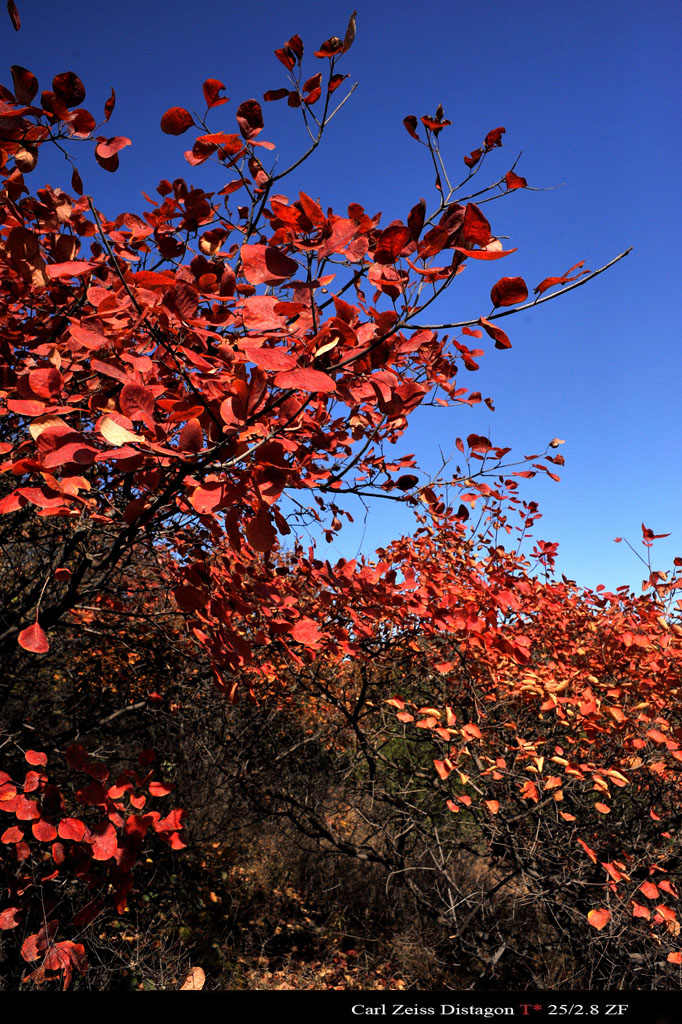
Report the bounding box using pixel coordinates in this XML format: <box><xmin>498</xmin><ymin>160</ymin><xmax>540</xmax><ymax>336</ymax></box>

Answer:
<box><xmin>3</xmin><ymin>0</ymin><xmax>680</xmax><ymax>592</ymax></box>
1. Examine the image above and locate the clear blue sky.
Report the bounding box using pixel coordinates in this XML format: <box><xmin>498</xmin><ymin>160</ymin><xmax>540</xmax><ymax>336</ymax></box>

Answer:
<box><xmin>4</xmin><ymin>0</ymin><xmax>680</xmax><ymax>592</ymax></box>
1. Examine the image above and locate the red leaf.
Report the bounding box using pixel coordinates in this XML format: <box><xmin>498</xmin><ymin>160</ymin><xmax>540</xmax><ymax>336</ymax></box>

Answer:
<box><xmin>329</xmin><ymin>73</ymin><xmax>349</xmax><ymax>94</ymax></box>
<box><xmin>642</xmin><ymin>523</ymin><xmax>671</xmax><ymax>541</ymax></box>
<box><xmin>274</xmin><ymin>49</ymin><xmax>296</xmax><ymax>72</ymax></box>
<box><xmin>14</xmin><ymin>795</ymin><xmax>40</xmax><ymax>820</ymax></box>
<box><xmin>95</xmin><ymin>136</ymin><xmax>131</xmax><ymax>160</ymax></box>
<box><xmin>1</xmin><ymin>827</ymin><xmax>23</xmax><ymax>844</ymax></box>
<box><xmin>71</xmin><ymin>108</ymin><xmax>96</xmax><ymax>135</ymax></box>
<box><xmin>395</xmin><ymin>474</ymin><xmax>419</xmax><ymax>491</ymax></box>
<box><xmin>190</xmin><ymin>483</ymin><xmax>224</xmax><ymax>515</ymax></box>
<box><xmin>274</xmin><ymin>368</ymin><xmax>336</xmax><ymax>393</ymax></box>
<box><xmin>403</xmin><ymin>115</ymin><xmax>420</xmax><ymax>141</ymax></box>
<box><xmin>290</xmin><ymin>617</ymin><xmax>323</xmax><ymax>648</ymax></box>
<box><xmin>298</xmin><ymin>191</ymin><xmax>325</xmax><ymax>226</ymax></box>
<box><xmin>203</xmin><ymin>78</ymin><xmax>227</xmax><ymax>109</ymax></box>
<box><xmin>25</xmin><ymin>750</ymin><xmax>47</xmax><ymax>766</ymax></box>
<box><xmin>18</xmin><ymin>622</ymin><xmax>49</xmax><ymax>654</ymax></box>
<box><xmin>23</xmin><ymin>770</ymin><xmax>41</xmax><ymax>793</ymax></box>
<box><xmin>453</xmin><ymin>246</ymin><xmax>517</xmax><ymax>261</ymax></box>
<box><xmin>459</xmin><ymin>204</ymin><xmax>491</xmax><ymax>247</ymax></box>
<box><xmin>0</xmin><ymin>492</ymin><xmax>24</xmax><ymax>515</ymax></box>
<box><xmin>505</xmin><ymin>169</ymin><xmax>527</xmax><ymax>191</ymax></box>
<box><xmin>103</xmin><ymin>88</ymin><xmax>115</xmax><ymax>121</ymax></box>
<box><xmin>179</xmin><ymin>418</ymin><xmax>203</xmax><ymax>453</ymax></box>
<box><xmin>32</xmin><ymin>820</ymin><xmax>57</xmax><ymax>842</ymax></box>
<box><xmin>148</xmin><ymin>781</ymin><xmax>172</xmax><ymax>797</ymax></box>
<box><xmin>154</xmin><ymin>808</ymin><xmax>184</xmax><ymax>832</ymax></box>
<box><xmin>29</xmin><ymin>367</ymin><xmax>62</xmax><ymax>399</ymax></box>
<box><xmin>490</xmin><ymin>276</ymin><xmax>528</xmax><ymax>308</ymax></box>
<box><xmin>315</xmin><ymin>35</ymin><xmax>344</xmax><ymax>58</ymax></box>
<box><xmin>264</xmin><ymin>88</ymin><xmax>289</xmax><ymax>102</ymax></box>
<box><xmin>303</xmin><ymin>72</ymin><xmax>322</xmax><ymax>96</ymax></box>
<box><xmin>7</xmin><ymin>0</ymin><xmax>20</xmax><ymax>30</ymax></box>
<box><xmin>236</xmin><ymin>99</ymin><xmax>263</xmax><ymax>140</ymax></box>
<box><xmin>421</xmin><ymin>112</ymin><xmax>451</xmax><ymax>134</ymax></box>
<box><xmin>89</xmin><ymin>822</ymin><xmax>118</xmax><ymax>861</ymax></box>
<box><xmin>407</xmin><ymin>199</ymin><xmax>426</xmax><ymax>241</ymax></box>
<box><xmin>21</xmin><ymin>933</ymin><xmax>43</xmax><ymax>962</ymax></box>
<box><xmin>160</xmin><ymin>107</ymin><xmax>194</xmax><ymax>135</ymax></box>
<box><xmin>246</xmin><ymin>347</ymin><xmax>296</xmax><ymax>372</ymax></box>
<box><xmin>58</xmin><ymin>817</ymin><xmax>88</xmax><ymax>842</ymax></box>
<box><xmin>304</xmin><ymin>86</ymin><xmax>321</xmax><ymax>106</ymax></box>
<box><xmin>467</xmin><ymin>433</ymin><xmax>492</xmax><ymax>453</ymax></box>
<box><xmin>534</xmin><ymin>261</ymin><xmax>588</xmax><ymax>295</ymax></box>
<box><xmin>342</xmin><ymin>10</ymin><xmax>358</xmax><ymax>52</ymax></box>
<box><xmin>10</xmin><ymin>65</ymin><xmax>37</xmax><ymax>104</ymax></box>
<box><xmin>241</xmin><ymin>295</ymin><xmax>287</xmax><ymax>330</ymax></box>
<box><xmin>119</xmin><ymin>383</ymin><xmax>155</xmax><ymax>423</ymax></box>
<box><xmin>275</xmin><ymin>34</ymin><xmax>303</xmax><ymax>70</ymax></box>
<box><xmin>95</xmin><ymin>150</ymin><xmax>120</xmax><ymax>172</ymax></box>
<box><xmin>53</xmin><ymin>71</ymin><xmax>85</xmax><ymax>108</ymax></box>
<box><xmin>41</xmin><ymin>434</ymin><xmax>95</xmax><ymax>470</ymax></box>
<box><xmin>479</xmin><ymin>317</ymin><xmax>512</xmax><ymax>350</ymax></box>
<box><xmin>375</xmin><ymin>224</ymin><xmax>410</xmax><ymax>264</ymax></box>
<box><xmin>45</xmin><ymin>261</ymin><xmax>95</xmax><ymax>280</ymax></box>
<box><xmin>69</xmin><ymin>322</ymin><xmax>107</xmax><ymax>349</ymax></box>
<box><xmin>245</xmin><ymin>510</ymin><xmax>276</xmax><ymax>552</ymax></box>
<box><xmin>241</xmin><ymin>244</ymin><xmax>298</xmax><ymax>285</ymax></box>
<box><xmin>0</xmin><ymin>907</ymin><xmax>21</xmax><ymax>930</ymax></box>
<box><xmin>484</xmin><ymin>126</ymin><xmax>505</xmax><ymax>149</ymax></box>
<box><xmin>464</xmin><ymin>148</ymin><xmax>482</xmax><ymax>168</ymax></box>
<box><xmin>194</xmin><ymin>131</ymin><xmax>244</xmax><ymax>155</ymax></box>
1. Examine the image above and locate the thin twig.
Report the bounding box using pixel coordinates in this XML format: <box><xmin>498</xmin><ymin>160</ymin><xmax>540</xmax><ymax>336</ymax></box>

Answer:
<box><xmin>411</xmin><ymin>247</ymin><xmax>633</xmax><ymax>330</ymax></box>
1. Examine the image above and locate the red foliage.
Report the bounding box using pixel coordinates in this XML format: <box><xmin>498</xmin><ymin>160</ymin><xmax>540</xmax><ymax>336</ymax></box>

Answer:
<box><xmin>0</xmin><ymin>11</ymin><xmax>669</xmax><ymax>989</ymax></box>
<box><xmin>0</xmin><ymin>744</ymin><xmax>182</xmax><ymax>987</ymax></box>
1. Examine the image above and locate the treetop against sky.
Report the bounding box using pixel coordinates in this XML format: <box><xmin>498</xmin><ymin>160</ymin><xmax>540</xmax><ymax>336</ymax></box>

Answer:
<box><xmin>1</xmin><ymin>0</ymin><xmax>679</xmax><ymax>590</ymax></box>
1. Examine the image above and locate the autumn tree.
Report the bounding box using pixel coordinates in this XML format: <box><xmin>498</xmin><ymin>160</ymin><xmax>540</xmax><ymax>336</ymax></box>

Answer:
<box><xmin>226</xmin><ymin>506</ymin><xmax>681</xmax><ymax>987</ymax></box>
<box><xmin>2</xmin><ymin>5</ymin><xmax>678</xmax><ymax>991</ymax></box>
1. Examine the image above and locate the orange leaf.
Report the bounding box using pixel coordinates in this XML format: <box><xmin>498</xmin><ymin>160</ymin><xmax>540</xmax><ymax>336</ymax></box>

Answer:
<box><xmin>461</xmin><ymin>722</ymin><xmax>482</xmax><ymax>741</ymax></box>
<box><xmin>587</xmin><ymin>908</ymin><xmax>611</xmax><ymax>930</ymax></box>
<box><xmin>577</xmin><ymin>838</ymin><xmax>597</xmax><ymax>863</ymax></box>
<box><xmin>180</xmin><ymin>966</ymin><xmax>206</xmax><ymax>990</ymax></box>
